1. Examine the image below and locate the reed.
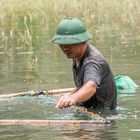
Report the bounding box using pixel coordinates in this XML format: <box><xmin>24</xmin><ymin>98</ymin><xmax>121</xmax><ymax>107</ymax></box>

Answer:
<box><xmin>0</xmin><ymin>0</ymin><xmax>47</xmax><ymax>54</ymax></box>
<box><xmin>0</xmin><ymin>0</ymin><xmax>140</xmax><ymax>52</ymax></box>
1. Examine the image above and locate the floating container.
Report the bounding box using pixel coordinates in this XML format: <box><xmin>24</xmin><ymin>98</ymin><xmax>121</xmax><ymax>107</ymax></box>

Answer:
<box><xmin>115</xmin><ymin>75</ymin><xmax>138</xmax><ymax>93</ymax></box>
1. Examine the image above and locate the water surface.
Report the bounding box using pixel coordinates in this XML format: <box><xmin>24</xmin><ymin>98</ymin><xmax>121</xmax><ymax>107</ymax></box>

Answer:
<box><xmin>0</xmin><ymin>0</ymin><xmax>140</xmax><ymax>139</ymax></box>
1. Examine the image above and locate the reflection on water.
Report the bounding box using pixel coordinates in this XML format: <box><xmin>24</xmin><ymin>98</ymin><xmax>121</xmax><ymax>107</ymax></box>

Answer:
<box><xmin>0</xmin><ymin>48</ymin><xmax>74</xmax><ymax>94</ymax></box>
<box><xmin>0</xmin><ymin>124</ymin><xmax>118</xmax><ymax>140</ymax></box>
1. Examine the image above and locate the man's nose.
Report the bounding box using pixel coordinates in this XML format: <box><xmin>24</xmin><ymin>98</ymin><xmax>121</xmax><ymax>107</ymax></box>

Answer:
<box><xmin>61</xmin><ymin>45</ymin><xmax>71</xmax><ymax>49</ymax></box>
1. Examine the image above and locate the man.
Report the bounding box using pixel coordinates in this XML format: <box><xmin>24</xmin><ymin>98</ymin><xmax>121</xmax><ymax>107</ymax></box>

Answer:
<box><xmin>52</xmin><ymin>17</ymin><xmax>117</xmax><ymax>110</ymax></box>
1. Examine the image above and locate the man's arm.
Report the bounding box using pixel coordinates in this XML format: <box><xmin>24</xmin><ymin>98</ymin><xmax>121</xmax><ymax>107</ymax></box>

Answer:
<box><xmin>56</xmin><ymin>81</ymin><xmax>97</xmax><ymax>109</ymax></box>
<box><xmin>56</xmin><ymin>87</ymin><xmax>78</xmax><ymax>108</ymax></box>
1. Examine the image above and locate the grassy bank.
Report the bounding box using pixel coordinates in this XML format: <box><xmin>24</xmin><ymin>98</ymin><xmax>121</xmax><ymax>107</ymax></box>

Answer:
<box><xmin>0</xmin><ymin>0</ymin><xmax>140</xmax><ymax>53</ymax></box>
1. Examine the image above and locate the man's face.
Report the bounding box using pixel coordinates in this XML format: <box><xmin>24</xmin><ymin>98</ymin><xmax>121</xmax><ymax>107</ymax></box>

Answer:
<box><xmin>59</xmin><ymin>43</ymin><xmax>84</xmax><ymax>59</ymax></box>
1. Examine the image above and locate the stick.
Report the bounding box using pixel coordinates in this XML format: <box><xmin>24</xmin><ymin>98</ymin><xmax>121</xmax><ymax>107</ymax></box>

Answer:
<box><xmin>0</xmin><ymin>88</ymin><xmax>75</xmax><ymax>99</ymax></box>
<box><xmin>0</xmin><ymin>90</ymin><xmax>33</xmax><ymax>98</ymax></box>
<box><xmin>47</xmin><ymin>88</ymin><xmax>75</xmax><ymax>95</ymax></box>
<box><xmin>0</xmin><ymin>90</ymin><xmax>40</xmax><ymax>99</ymax></box>
<box><xmin>0</xmin><ymin>119</ymin><xmax>111</xmax><ymax>126</ymax></box>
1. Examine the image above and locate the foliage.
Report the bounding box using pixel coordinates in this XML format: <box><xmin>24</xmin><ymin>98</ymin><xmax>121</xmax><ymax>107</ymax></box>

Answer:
<box><xmin>0</xmin><ymin>0</ymin><xmax>140</xmax><ymax>53</ymax></box>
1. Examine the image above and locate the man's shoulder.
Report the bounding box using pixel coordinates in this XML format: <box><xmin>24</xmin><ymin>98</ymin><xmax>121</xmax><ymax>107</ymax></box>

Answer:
<box><xmin>88</xmin><ymin>44</ymin><xmax>104</xmax><ymax>57</ymax></box>
<box><xmin>83</xmin><ymin>44</ymin><xmax>105</xmax><ymax>64</ymax></box>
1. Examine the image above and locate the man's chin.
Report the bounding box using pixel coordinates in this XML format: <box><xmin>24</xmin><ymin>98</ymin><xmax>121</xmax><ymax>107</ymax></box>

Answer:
<box><xmin>65</xmin><ymin>54</ymin><xmax>74</xmax><ymax>58</ymax></box>
<box><xmin>66</xmin><ymin>56</ymin><xmax>73</xmax><ymax>58</ymax></box>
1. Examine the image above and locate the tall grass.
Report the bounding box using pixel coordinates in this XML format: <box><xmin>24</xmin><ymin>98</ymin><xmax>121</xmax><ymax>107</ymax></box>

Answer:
<box><xmin>0</xmin><ymin>0</ymin><xmax>48</xmax><ymax>53</ymax></box>
<box><xmin>0</xmin><ymin>0</ymin><xmax>140</xmax><ymax>53</ymax></box>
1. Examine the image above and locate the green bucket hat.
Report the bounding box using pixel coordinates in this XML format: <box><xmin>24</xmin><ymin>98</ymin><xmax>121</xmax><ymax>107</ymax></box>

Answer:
<box><xmin>52</xmin><ymin>17</ymin><xmax>92</xmax><ymax>45</ymax></box>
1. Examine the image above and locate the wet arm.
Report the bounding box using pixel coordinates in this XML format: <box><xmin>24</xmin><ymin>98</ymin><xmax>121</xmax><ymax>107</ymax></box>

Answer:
<box><xmin>70</xmin><ymin>81</ymin><xmax>97</xmax><ymax>103</ymax></box>
<box><xmin>56</xmin><ymin>81</ymin><xmax>97</xmax><ymax>108</ymax></box>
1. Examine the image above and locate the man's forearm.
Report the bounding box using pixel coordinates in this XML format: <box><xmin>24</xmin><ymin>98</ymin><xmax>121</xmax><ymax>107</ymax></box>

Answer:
<box><xmin>56</xmin><ymin>82</ymin><xmax>96</xmax><ymax>109</ymax></box>
<box><xmin>71</xmin><ymin>81</ymin><xmax>97</xmax><ymax>103</ymax></box>
<box><xmin>70</xmin><ymin>87</ymin><xmax>78</xmax><ymax>94</ymax></box>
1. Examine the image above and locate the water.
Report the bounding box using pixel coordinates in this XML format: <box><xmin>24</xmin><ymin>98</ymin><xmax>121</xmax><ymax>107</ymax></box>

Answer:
<box><xmin>0</xmin><ymin>0</ymin><xmax>140</xmax><ymax>138</ymax></box>
<box><xmin>0</xmin><ymin>42</ymin><xmax>140</xmax><ymax>139</ymax></box>
<box><xmin>0</xmin><ymin>25</ymin><xmax>140</xmax><ymax>139</ymax></box>
<box><xmin>0</xmin><ymin>96</ymin><xmax>80</xmax><ymax>120</ymax></box>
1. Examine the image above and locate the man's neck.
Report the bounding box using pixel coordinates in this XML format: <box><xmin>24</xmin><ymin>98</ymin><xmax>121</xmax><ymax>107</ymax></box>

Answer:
<box><xmin>74</xmin><ymin>43</ymin><xmax>88</xmax><ymax>67</ymax></box>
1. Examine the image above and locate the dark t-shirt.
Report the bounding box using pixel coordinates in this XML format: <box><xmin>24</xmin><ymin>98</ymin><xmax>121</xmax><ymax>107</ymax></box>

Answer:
<box><xmin>73</xmin><ymin>44</ymin><xmax>117</xmax><ymax>109</ymax></box>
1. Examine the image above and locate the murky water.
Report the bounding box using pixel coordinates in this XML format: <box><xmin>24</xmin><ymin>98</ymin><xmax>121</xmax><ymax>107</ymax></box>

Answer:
<box><xmin>0</xmin><ymin>41</ymin><xmax>140</xmax><ymax>139</ymax></box>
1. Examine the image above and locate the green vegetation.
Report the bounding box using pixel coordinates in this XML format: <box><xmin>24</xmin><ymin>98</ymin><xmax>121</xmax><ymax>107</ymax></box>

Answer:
<box><xmin>0</xmin><ymin>0</ymin><xmax>140</xmax><ymax>53</ymax></box>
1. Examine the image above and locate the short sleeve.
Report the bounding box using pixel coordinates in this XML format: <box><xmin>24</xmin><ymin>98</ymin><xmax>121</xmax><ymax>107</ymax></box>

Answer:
<box><xmin>83</xmin><ymin>62</ymin><xmax>102</xmax><ymax>87</ymax></box>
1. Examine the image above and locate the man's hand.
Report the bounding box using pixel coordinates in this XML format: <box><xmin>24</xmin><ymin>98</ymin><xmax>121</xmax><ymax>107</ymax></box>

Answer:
<box><xmin>56</xmin><ymin>81</ymin><xmax>96</xmax><ymax>109</ymax></box>
<box><xmin>56</xmin><ymin>93</ymin><xmax>77</xmax><ymax>109</ymax></box>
